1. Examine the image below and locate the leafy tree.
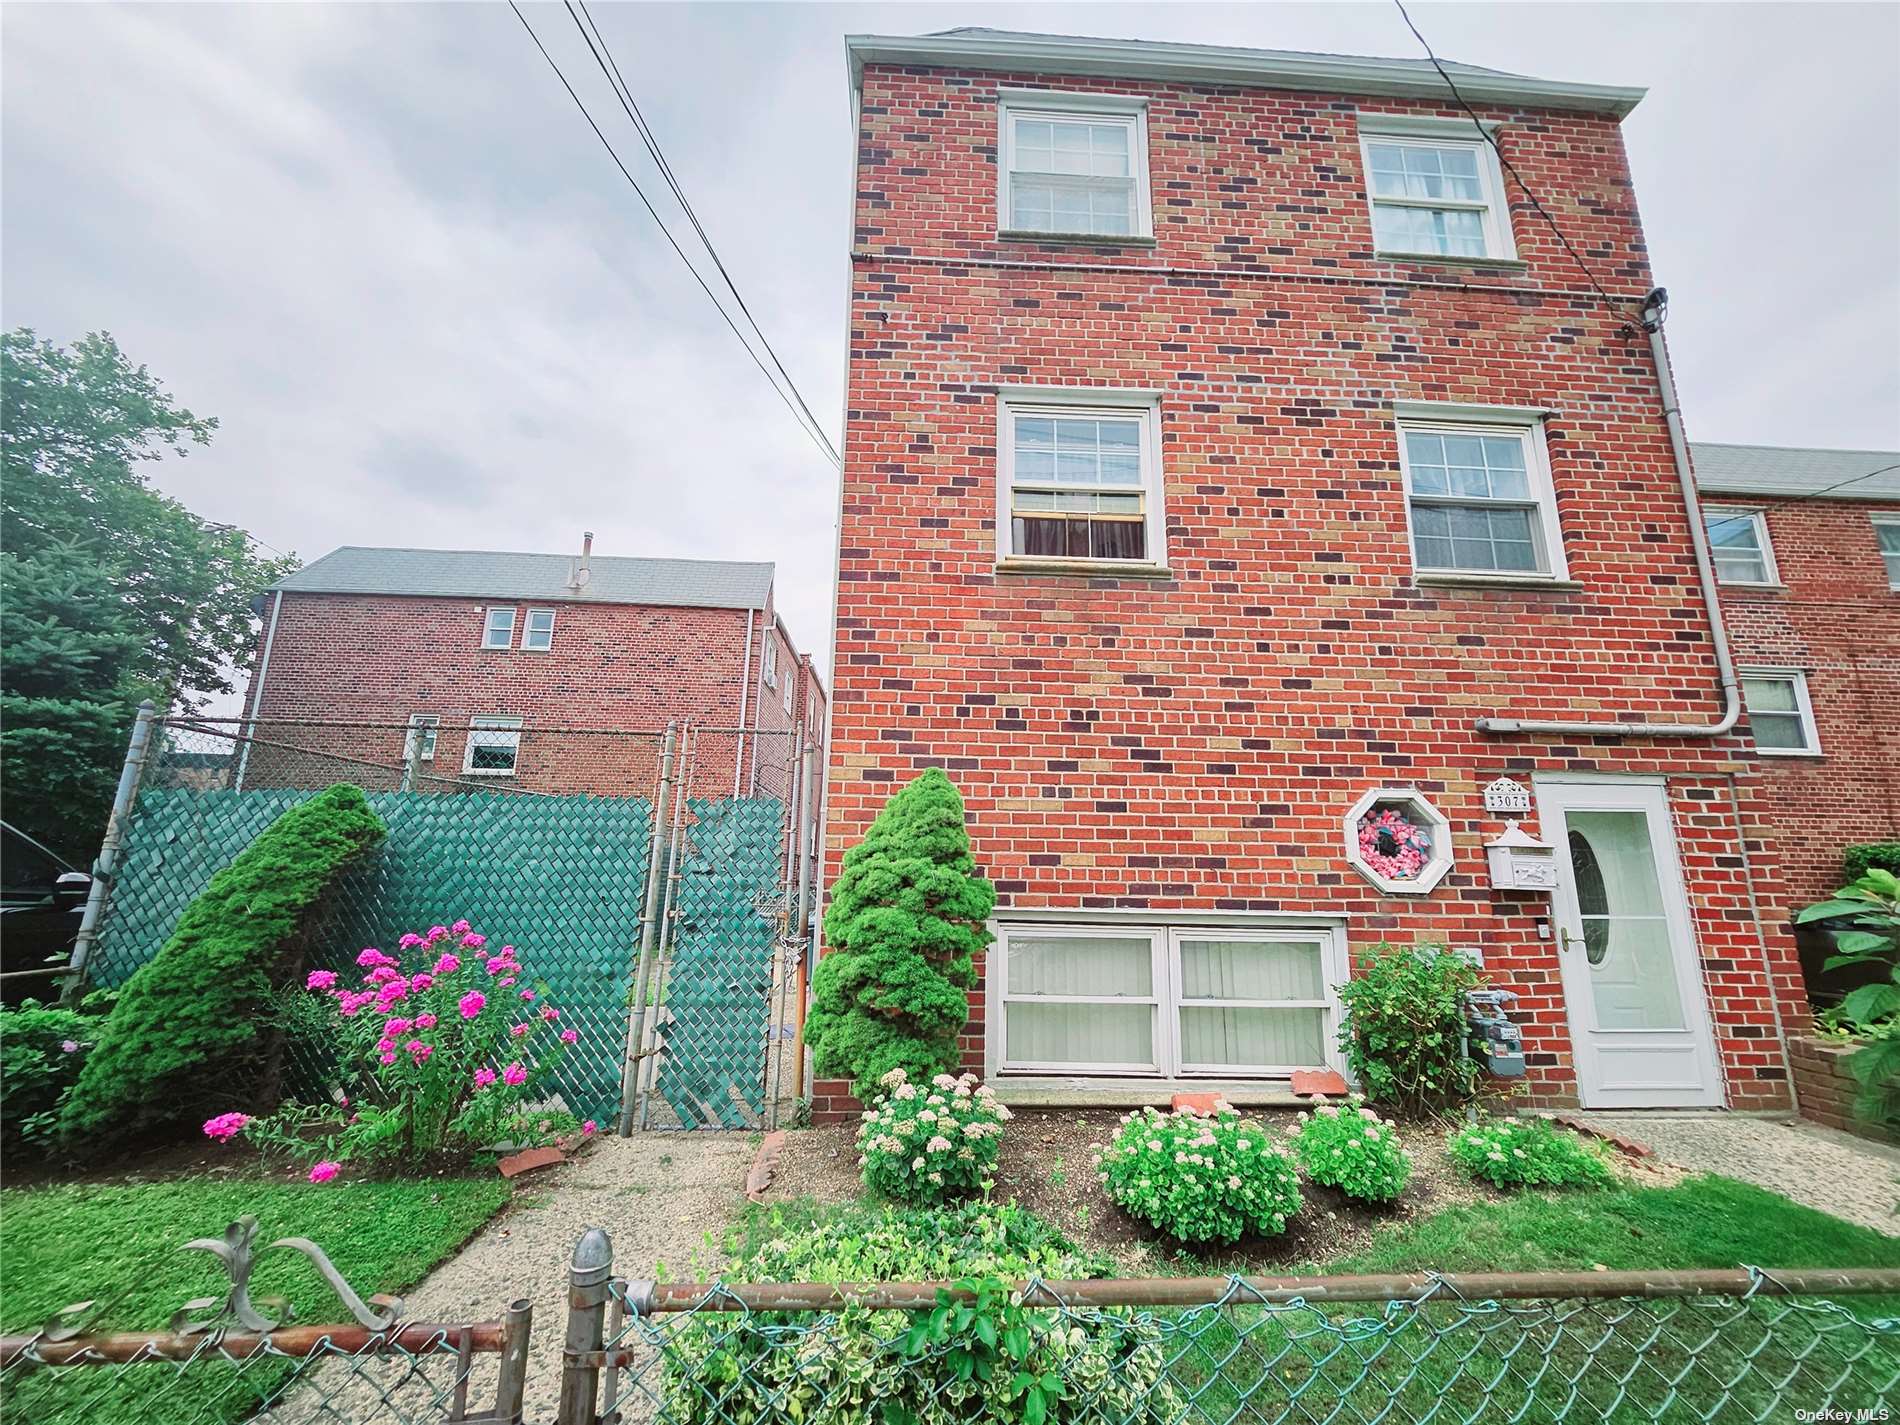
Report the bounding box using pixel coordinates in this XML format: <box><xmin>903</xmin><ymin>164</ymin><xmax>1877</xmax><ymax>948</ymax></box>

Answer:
<box><xmin>807</xmin><ymin>769</ymin><xmax>996</xmax><ymax>1098</ymax></box>
<box><xmin>1</xmin><ymin>329</ymin><xmax>294</xmax><ymax>858</ymax></box>
<box><xmin>60</xmin><ymin>785</ymin><xmax>386</xmax><ymax>1151</ymax></box>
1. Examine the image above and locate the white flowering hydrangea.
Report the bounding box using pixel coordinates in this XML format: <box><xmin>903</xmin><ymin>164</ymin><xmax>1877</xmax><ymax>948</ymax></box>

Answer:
<box><xmin>1096</xmin><ymin>1103</ymin><xmax>1301</xmax><ymax>1245</ymax></box>
<box><xmin>1286</xmin><ymin>1096</ymin><xmax>1413</xmax><ymax>1203</ymax></box>
<box><xmin>856</xmin><ymin>1068</ymin><xmax>1010</xmax><ymax>1205</ymax></box>
<box><xmin>1446</xmin><ymin>1115</ymin><xmax>1611</xmax><ymax>1190</ymax></box>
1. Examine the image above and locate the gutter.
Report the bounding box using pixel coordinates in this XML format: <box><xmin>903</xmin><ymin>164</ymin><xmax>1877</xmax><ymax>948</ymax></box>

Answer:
<box><xmin>1475</xmin><ymin>288</ymin><xmax>1743</xmax><ymax>741</ymax></box>
<box><xmin>733</xmin><ymin>607</ymin><xmax>755</xmax><ymax>797</ymax></box>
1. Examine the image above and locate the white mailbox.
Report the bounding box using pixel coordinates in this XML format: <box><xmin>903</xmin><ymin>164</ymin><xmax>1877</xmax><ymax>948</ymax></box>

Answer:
<box><xmin>1485</xmin><ymin>820</ymin><xmax>1558</xmax><ymax>891</ymax></box>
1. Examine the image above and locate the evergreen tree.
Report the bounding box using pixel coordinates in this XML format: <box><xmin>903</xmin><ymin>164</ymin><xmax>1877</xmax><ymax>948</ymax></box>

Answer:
<box><xmin>807</xmin><ymin>769</ymin><xmax>996</xmax><ymax>1097</ymax></box>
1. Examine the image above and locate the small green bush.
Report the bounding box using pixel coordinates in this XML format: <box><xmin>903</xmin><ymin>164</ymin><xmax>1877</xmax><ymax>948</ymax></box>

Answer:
<box><xmin>1336</xmin><ymin>942</ymin><xmax>1481</xmax><ymax>1116</ymax></box>
<box><xmin>1288</xmin><ymin>1096</ymin><xmax>1413</xmax><ymax>1203</ymax></box>
<box><xmin>0</xmin><ymin>998</ymin><xmax>97</xmax><ymax>1153</ymax></box>
<box><xmin>1844</xmin><ymin>844</ymin><xmax>1900</xmax><ymax>882</ymax></box>
<box><xmin>807</xmin><ymin>769</ymin><xmax>996</xmax><ymax>1098</ymax></box>
<box><xmin>857</xmin><ymin>1068</ymin><xmax>1009</xmax><ymax>1204</ymax></box>
<box><xmin>60</xmin><ymin>785</ymin><xmax>385</xmax><ymax>1149</ymax></box>
<box><xmin>1446</xmin><ymin>1116</ymin><xmax>1611</xmax><ymax>1190</ymax></box>
<box><xmin>663</xmin><ymin>1202</ymin><xmax>1178</xmax><ymax>1425</ymax></box>
<box><xmin>1798</xmin><ymin>868</ymin><xmax>1900</xmax><ymax>1134</ymax></box>
<box><xmin>1097</xmin><ymin>1104</ymin><xmax>1302</xmax><ymax>1245</ymax></box>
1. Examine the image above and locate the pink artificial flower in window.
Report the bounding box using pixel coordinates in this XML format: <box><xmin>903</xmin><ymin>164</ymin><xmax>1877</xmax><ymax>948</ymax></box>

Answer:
<box><xmin>459</xmin><ymin>991</ymin><xmax>486</xmax><ymax>1019</ymax></box>
<box><xmin>308</xmin><ymin>1161</ymin><xmax>341</xmax><ymax>1183</ymax></box>
<box><xmin>502</xmin><ymin>1062</ymin><xmax>527</xmax><ymax>1087</ymax></box>
<box><xmin>306</xmin><ymin>970</ymin><xmax>337</xmax><ymax>991</ymax></box>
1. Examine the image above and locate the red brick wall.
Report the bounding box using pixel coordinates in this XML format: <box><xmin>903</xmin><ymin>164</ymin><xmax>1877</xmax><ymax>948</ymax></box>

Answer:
<box><xmin>1788</xmin><ymin>1032</ymin><xmax>1896</xmax><ymax>1144</ymax></box>
<box><xmin>818</xmin><ymin>63</ymin><xmax>1808</xmax><ymax>1118</ymax></box>
<box><xmin>1717</xmin><ymin>498</ymin><xmax>1900</xmax><ymax>907</ymax></box>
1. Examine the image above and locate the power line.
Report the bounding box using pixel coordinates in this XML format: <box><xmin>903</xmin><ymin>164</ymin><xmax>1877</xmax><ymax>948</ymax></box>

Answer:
<box><xmin>507</xmin><ymin>2</ymin><xmax>841</xmax><ymax>469</ymax></box>
<box><xmin>1389</xmin><ymin>0</ymin><xmax>1645</xmax><ymax>329</ymax></box>
<box><xmin>563</xmin><ymin>0</ymin><xmax>838</xmax><ymax>467</ymax></box>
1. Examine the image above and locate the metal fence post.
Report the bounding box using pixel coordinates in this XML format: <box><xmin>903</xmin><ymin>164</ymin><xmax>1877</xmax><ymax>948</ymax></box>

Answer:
<box><xmin>492</xmin><ymin>1296</ymin><xmax>534</xmax><ymax>1424</ymax></box>
<box><xmin>555</xmin><ymin>1228</ymin><xmax>613</xmax><ymax>1425</ymax></box>
<box><xmin>619</xmin><ymin>724</ymin><xmax>676</xmax><ymax>1136</ymax></box>
<box><xmin>62</xmin><ymin>699</ymin><xmax>157</xmax><ymax>1005</ymax></box>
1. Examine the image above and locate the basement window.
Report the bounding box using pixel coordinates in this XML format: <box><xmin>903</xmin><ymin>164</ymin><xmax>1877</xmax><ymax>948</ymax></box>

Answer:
<box><xmin>464</xmin><ymin>716</ymin><xmax>523</xmax><ymax>776</ymax></box>
<box><xmin>998</xmin><ymin>93</ymin><xmax>1151</xmax><ymax>241</ymax></box>
<box><xmin>1358</xmin><ymin>115</ymin><xmax>1516</xmax><ymax>262</ymax></box>
<box><xmin>1741</xmin><ymin>670</ymin><xmax>1820</xmax><ymax>756</ymax></box>
<box><xmin>482</xmin><ymin>607</ymin><xmax>516</xmax><ymax>650</ymax></box>
<box><xmin>997</xmin><ymin>391</ymin><xmax>1163</xmax><ymax>569</ymax></box>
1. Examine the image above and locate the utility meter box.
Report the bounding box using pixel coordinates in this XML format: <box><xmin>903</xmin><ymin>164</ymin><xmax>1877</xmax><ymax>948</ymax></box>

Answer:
<box><xmin>1485</xmin><ymin>820</ymin><xmax>1557</xmax><ymax>892</ymax></box>
<box><xmin>1465</xmin><ymin>988</ymin><xmax>1527</xmax><ymax>1078</ymax></box>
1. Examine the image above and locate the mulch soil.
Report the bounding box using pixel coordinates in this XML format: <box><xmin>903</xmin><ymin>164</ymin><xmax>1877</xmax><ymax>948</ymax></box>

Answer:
<box><xmin>766</xmin><ymin>1106</ymin><xmax>1677</xmax><ymax>1275</ymax></box>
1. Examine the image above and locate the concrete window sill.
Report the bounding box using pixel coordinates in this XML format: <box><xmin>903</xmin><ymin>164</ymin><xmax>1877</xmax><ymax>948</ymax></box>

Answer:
<box><xmin>997</xmin><ymin>230</ymin><xmax>1159</xmax><ymax>249</ymax></box>
<box><xmin>1374</xmin><ymin>250</ymin><xmax>1531</xmax><ymax>272</ymax></box>
<box><xmin>995</xmin><ymin>557</ymin><xmax>1174</xmax><ymax>580</ymax></box>
<box><xmin>1413</xmin><ymin>573</ymin><xmax>1584</xmax><ymax>591</ymax></box>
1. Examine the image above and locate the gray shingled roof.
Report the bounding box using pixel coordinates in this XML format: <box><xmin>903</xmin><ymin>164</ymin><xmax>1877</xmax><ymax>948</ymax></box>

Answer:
<box><xmin>928</xmin><ymin>27</ymin><xmax>1531</xmax><ymax>80</ymax></box>
<box><xmin>1691</xmin><ymin>442</ymin><xmax>1900</xmax><ymax>503</ymax></box>
<box><xmin>274</xmin><ymin>547</ymin><xmax>774</xmax><ymax>609</ymax></box>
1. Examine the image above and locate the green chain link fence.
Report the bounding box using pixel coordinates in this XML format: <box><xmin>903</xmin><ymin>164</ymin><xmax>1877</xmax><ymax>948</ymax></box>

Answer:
<box><xmin>80</xmin><ymin>715</ymin><xmax>817</xmax><ymax>1132</ymax></box>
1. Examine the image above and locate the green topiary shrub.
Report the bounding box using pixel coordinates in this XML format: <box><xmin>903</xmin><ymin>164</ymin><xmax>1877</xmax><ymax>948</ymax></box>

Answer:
<box><xmin>60</xmin><ymin>784</ymin><xmax>385</xmax><ymax>1149</ymax></box>
<box><xmin>1447</xmin><ymin>1116</ymin><xmax>1611</xmax><ymax>1190</ymax></box>
<box><xmin>807</xmin><ymin>769</ymin><xmax>995</xmax><ymax>1098</ymax></box>
<box><xmin>0</xmin><ymin>997</ymin><xmax>98</xmax><ymax>1154</ymax></box>
<box><xmin>1336</xmin><ymin>942</ymin><xmax>1482</xmax><ymax>1116</ymax></box>
<box><xmin>1287</xmin><ymin>1096</ymin><xmax>1414</xmax><ymax>1203</ymax></box>
<box><xmin>1097</xmin><ymin>1103</ymin><xmax>1303</xmax><ymax>1245</ymax></box>
<box><xmin>1845</xmin><ymin>844</ymin><xmax>1900</xmax><ymax>882</ymax></box>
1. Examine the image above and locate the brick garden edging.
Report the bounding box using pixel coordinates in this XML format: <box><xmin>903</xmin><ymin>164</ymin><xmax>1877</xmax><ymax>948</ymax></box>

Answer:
<box><xmin>1789</xmin><ymin>1032</ymin><xmax>1895</xmax><ymax>1144</ymax></box>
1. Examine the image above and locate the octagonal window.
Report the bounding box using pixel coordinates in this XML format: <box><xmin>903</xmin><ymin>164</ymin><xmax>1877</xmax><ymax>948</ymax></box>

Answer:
<box><xmin>1345</xmin><ymin>788</ymin><xmax>1453</xmax><ymax>895</ymax></box>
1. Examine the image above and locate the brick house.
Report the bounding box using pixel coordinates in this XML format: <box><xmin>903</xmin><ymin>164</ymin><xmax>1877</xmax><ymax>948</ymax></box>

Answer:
<box><xmin>1694</xmin><ymin>442</ymin><xmax>1900</xmax><ymax>910</ymax></box>
<box><xmin>815</xmin><ymin>28</ymin><xmax>1825</xmax><ymax>1121</ymax></box>
<box><xmin>239</xmin><ymin>540</ymin><xmax>825</xmax><ymax>800</ymax></box>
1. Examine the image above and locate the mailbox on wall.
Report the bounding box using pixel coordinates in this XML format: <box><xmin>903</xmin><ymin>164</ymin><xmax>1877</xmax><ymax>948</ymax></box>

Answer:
<box><xmin>1485</xmin><ymin>820</ymin><xmax>1557</xmax><ymax>892</ymax></box>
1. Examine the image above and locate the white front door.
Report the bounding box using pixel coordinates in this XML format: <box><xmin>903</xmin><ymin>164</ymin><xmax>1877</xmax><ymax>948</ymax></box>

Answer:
<box><xmin>1535</xmin><ymin>777</ymin><xmax>1724</xmax><ymax>1108</ymax></box>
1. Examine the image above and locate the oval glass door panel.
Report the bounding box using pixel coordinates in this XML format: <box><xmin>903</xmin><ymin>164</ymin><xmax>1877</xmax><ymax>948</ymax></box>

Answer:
<box><xmin>1566</xmin><ymin>810</ymin><xmax>1685</xmax><ymax>1031</ymax></box>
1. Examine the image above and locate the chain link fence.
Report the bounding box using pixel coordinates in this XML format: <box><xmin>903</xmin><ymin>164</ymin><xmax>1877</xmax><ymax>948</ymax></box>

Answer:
<box><xmin>76</xmin><ymin>713</ymin><xmax>819</xmax><ymax>1132</ymax></box>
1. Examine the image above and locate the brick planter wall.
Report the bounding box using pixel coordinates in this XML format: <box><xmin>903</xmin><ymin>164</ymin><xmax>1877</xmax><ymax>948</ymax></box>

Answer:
<box><xmin>1789</xmin><ymin>1032</ymin><xmax>1895</xmax><ymax>1144</ymax></box>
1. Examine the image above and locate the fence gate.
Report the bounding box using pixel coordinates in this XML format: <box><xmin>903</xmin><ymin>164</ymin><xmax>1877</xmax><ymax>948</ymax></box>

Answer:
<box><xmin>72</xmin><ymin>711</ymin><xmax>819</xmax><ymax>1132</ymax></box>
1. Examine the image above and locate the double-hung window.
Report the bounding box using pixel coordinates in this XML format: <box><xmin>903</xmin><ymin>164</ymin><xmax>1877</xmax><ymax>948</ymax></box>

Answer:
<box><xmin>404</xmin><ymin>714</ymin><xmax>439</xmax><ymax>763</ymax></box>
<box><xmin>482</xmin><ymin>607</ymin><xmax>516</xmax><ymax>650</ymax></box>
<box><xmin>1874</xmin><ymin>517</ymin><xmax>1900</xmax><ymax>589</ymax></box>
<box><xmin>1704</xmin><ymin>507</ymin><xmax>1778</xmax><ymax>586</ymax></box>
<box><xmin>521</xmin><ymin>609</ymin><xmax>556</xmax><ymax>651</ymax></box>
<box><xmin>1394</xmin><ymin>403</ymin><xmax>1564</xmax><ymax>579</ymax></box>
<box><xmin>1358</xmin><ymin>115</ymin><xmax>1515</xmax><ymax>262</ymax></box>
<box><xmin>998</xmin><ymin>391</ymin><xmax>1162</xmax><ymax>567</ymax></box>
<box><xmin>464</xmin><ymin>716</ymin><xmax>523</xmax><ymax>776</ymax></box>
<box><xmin>992</xmin><ymin>925</ymin><xmax>1348</xmax><ymax>1080</ymax></box>
<box><xmin>1741</xmin><ymin>670</ymin><xmax>1820</xmax><ymax>756</ymax></box>
<box><xmin>998</xmin><ymin>93</ymin><xmax>1151</xmax><ymax>240</ymax></box>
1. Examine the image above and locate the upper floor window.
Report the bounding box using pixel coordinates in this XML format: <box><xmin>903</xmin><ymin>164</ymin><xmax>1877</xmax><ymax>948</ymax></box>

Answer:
<box><xmin>482</xmin><ymin>607</ymin><xmax>516</xmax><ymax>649</ymax></box>
<box><xmin>1704</xmin><ymin>507</ymin><xmax>1777</xmax><ymax>586</ymax></box>
<box><xmin>998</xmin><ymin>93</ymin><xmax>1151</xmax><ymax>241</ymax></box>
<box><xmin>997</xmin><ymin>390</ymin><xmax>1163</xmax><ymax>569</ymax></box>
<box><xmin>1741</xmin><ymin>670</ymin><xmax>1820</xmax><ymax>756</ymax></box>
<box><xmin>1358</xmin><ymin>115</ymin><xmax>1515</xmax><ymax>262</ymax></box>
<box><xmin>1394</xmin><ymin>403</ymin><xmax>1563</xmax><ymax>580</ymax></box>
<box><xmin>1875</xmin><ymin>517</ymin><xmax>1900</xmax><ymax>589</ymax></box>
<box><xmin>521</xmin><ymin>608</ymin><xmax>556</xmax><ymax>651</ymax></box>
<box><xmin>761</xmin><ymin>635</ymin><xmax>779</xmax><ymax>689</ymax></box>
<box><xmin>404</xmin><ymin>714</ymin><xmax>439</xmax><ymax>763</ymax></box>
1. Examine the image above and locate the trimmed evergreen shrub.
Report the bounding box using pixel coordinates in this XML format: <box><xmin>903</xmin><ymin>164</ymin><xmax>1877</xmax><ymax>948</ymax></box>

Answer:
<box><xmin>1845</xmin><ymin>844</ymin><xmax>1900</xmax><ymax>882</ymax></box>
<box><xmin>60</xmin><ymin>784</ymin><xmax>385</xmax><ymax>1148</ymax></box>
<box><xmin>807</xmin><ymin>769</ymin><xmax>995</xmax><ymax>1098</ymax></box>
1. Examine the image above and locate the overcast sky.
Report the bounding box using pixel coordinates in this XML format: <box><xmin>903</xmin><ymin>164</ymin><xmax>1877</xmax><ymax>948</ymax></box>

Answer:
<box><xmin>5</xmin><ymin>2</ymin><xmax>1897</xmax><ymax>705</ymax></box>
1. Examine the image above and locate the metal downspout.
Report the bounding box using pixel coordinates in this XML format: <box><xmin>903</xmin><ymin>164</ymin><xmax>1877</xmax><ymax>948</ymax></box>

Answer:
<box><xmin>732</xmin><ymin>609</ymin><xmax>755</xmax><ymax>796</ymax></box>
<box><xmin>234</xmin><ymin>590</ymin><xmax>283</xmax><ymax>790</ymax></box>
<box><xmin>1475</xmin><ymin>289</ymin><xmax>1742</xmax><ymax>739</ymax></box>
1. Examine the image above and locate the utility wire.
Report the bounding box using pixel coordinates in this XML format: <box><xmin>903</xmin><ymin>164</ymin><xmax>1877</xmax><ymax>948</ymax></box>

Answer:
<box><xmin>508</xmin><ymin>2</ymin><xmax>842</xmax><ymax>469</ymax></box>
<box><xmin>1390</xmin><ymin>0</ymin><xmax>1645</xmax><ymax>329</ymax></box>
<box><xmin>564</xmin><ymin>0</ymin><xmax>838</xmax><ymax>467</ymax></box>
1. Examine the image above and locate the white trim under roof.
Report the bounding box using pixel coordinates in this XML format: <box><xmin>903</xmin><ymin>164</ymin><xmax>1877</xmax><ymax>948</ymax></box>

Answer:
<box><xmin>845</xmin><ymin>31</ymin><xmax>1646</xmax><ymax>119</ymax></box>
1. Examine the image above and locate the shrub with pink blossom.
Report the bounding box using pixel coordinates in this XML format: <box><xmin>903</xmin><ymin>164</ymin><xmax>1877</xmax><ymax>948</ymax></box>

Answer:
<box><xmin>855</xmin><ymin>1068</ymin><xmax>1009</xmax><ymax>1205</ymax></box>
<box><xmin>1286</xmin><ymin>1096</ymin><xmax>1413</xmax><ymax>1203</ymax></box>
<box><xmin>1096</xmin><ymin>1103</ymin><xmax>1302</xmax><ymax>1245</ymax></box>
<box><xmin>208</xmin><ymin>919</ymin><xmax>579</xmax><ymax>1169</ymax></box>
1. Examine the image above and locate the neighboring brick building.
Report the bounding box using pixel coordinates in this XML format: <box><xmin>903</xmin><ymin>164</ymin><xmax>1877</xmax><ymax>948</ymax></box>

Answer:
<box><xmin>239</xmin><ymin>540</ymin><xmax>825</xmax><ymax>800</ymax></box>
<box><xmin>1694</xmin><ymin>442</ymin><xmax>1900</xmax><ymax>909</ymax></box>
<box><xmin>815</xmin><ymin>28</ymin><xmax>1826</xmax><ymax>1122</ymax></box>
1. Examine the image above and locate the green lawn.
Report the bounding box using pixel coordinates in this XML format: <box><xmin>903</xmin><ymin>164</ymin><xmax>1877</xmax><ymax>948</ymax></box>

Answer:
<box><xmin>0</xmin><ymin>1176</ymin><xmax>511</xmax><ymax>1425</ymax></box>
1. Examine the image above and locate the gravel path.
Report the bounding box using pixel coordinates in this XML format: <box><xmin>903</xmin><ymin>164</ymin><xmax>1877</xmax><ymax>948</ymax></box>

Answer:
<box><xmin>273</xmin><ymin>1133</ymin><xmax>754</xmax><ymax>1422</ymax></box>
<box><xmin>1576</xmin><ymin>1111</ymin><xmax>1900</xmax><ymax>1236</ymax></box>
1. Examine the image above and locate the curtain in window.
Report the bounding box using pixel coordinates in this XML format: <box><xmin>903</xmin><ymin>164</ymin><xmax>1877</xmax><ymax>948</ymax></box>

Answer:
<box><xmin>1177</xmin><ymin>939</ymin><xmax>1326</xmax><ymax>1069</ymax></box>
<box><xmin>1005</xmin><ymin>936</ymin><xmax>1153</xmax><ymax>1067</ymax></box>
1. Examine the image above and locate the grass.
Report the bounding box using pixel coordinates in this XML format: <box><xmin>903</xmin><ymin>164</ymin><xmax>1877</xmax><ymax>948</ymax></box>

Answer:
<box><xmin>0</xmin><ymin>1175</ymin><xmax>511</xmax><ymax>1425</ymax></box>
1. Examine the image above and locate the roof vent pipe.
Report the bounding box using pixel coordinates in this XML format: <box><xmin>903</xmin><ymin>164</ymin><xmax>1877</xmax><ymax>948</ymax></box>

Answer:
<box><xmin>568</xmin><ymin>531</ymin><xmax>594</xmax><ymax>593</ymax></box>
<box><xmin>1474</xmin><ymin>288</ymin><xmax>1742</xmax><ymax>739</ymax></box>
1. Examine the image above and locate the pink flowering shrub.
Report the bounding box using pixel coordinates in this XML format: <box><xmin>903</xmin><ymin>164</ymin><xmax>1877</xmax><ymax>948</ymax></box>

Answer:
<box><xmin>210</xmin><ymin>920</ymin><xmax>580</xmax><ymax>1169</ymax></box>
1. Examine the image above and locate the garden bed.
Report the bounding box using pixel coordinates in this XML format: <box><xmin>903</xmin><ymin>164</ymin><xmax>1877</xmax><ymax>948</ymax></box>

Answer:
<box><xmin>767</xmin><ymin>1106</ymin><xmax>1685</xmax><ymax>1273</ymax></box>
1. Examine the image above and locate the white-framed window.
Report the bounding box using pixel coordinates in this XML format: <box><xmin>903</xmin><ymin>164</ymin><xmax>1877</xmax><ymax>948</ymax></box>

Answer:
<box><xmin>1358</xmin><ymin>115</ymin><xmax>1516</xmax><ymax>262</ymax></box>
<box><xmin>1874</xmin><ymin>517</ymin><xmax>1900</xmax><ymax>589</ymax></box>
<box><xmin>521</xmin><ymin>608</ymin><xmax>556</xmax><ymax>651</ymax></box>
<box><xmin>404</xmin><ymin>714</ymin><xmax>439</xmax><ymax>763</ymax></box>
<box><xmin>991</xmin><ymin>923</ymin><xmax>1348</xmax><ymax>1079</ymax></box>
<box><xmin>1740</xmin><ymin>669</ymin><xmax>1820</xmax><ymax>757</ymax></box>
<box><xmin>997</xmin><ymin>91</ymin><xmax>1151</xmax><ymax>240</ymax></box>
<box><xmin>1704</xmin><ymin>507</ymin><xmax>1778</xmax><ymax>586</ymax></box>
<box><xmin>761</xmin><ymin>635</ymin><xmax>778</xmax><ymax>689</ymax></box>
<box><xmin>482</xmin><ymin>607</ymin><xmax>516</xmax><ymax>650</ymax></box>
<box><xmin>463</xmin><ymin>715</ymin><xmax>523</xmax><ymax>776</ymax></box>
<box><xmin>997</xmin><ymin>389</ymin><xmax>1164</xmax><ymax>567</ymax></box>
<box><xmin>1393</xmin><ymin>403</ymin><xmax>1565</xmax><ymax>579</ymax></box>
<box><xmin>782</xmin><ymin>660</ymin><xmax>794</xmax><ymax>715</ymax></box>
